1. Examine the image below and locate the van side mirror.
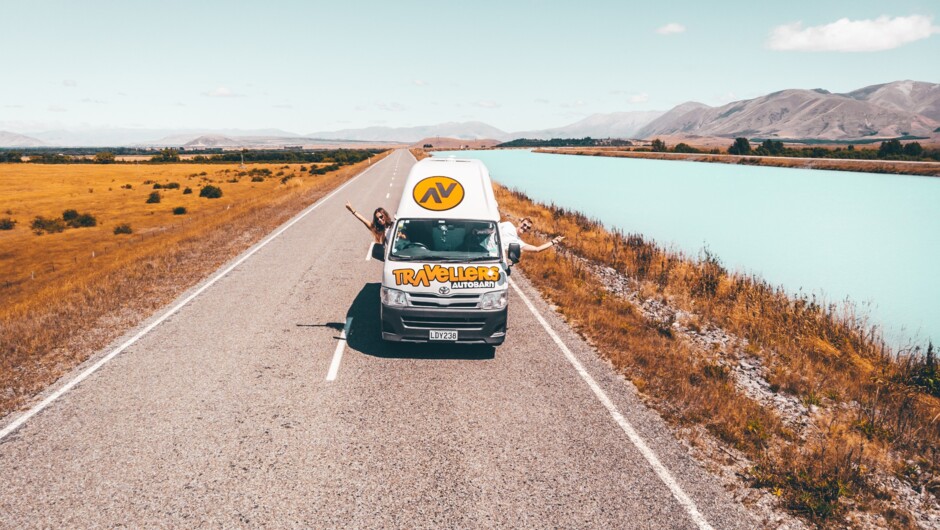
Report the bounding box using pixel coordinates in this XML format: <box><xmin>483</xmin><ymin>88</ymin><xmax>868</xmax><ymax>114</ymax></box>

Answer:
<box><xmin>371</xmin><ymin>243</ymin><xmax>386</xmax><ymax>262</ymax></box>
<box><xmin>508</xmin><ymin>243</ymin><xmax>521</xmax><ymax>264</ymax></box>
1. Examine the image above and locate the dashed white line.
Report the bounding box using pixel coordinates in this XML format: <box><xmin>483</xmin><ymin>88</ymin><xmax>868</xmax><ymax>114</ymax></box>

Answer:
<box><xmin>0</xmin><ymin>152</ymin><xmax>394</xmax><ymax>442</ymax></box>
<box><xmin>508</xmin><ymin>278</ymin><xmax>715</xmax><ymax>530</ymax></box>
<box><xmin>385</xmin><ymin>192</ymin><xmax>390</xmax><ymax>199</ymax></box>
<box><xmin>365</xmin><ymin>242</ymin><xmax>375</xmax><ymax>261</ymax></box>
<box><xmin>326</xmin><ymin>317</ymin><xmax>352</xmax><ymax>382</ymax></box>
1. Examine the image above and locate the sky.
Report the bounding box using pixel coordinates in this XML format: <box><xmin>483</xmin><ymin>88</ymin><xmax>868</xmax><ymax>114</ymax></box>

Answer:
<box><xmin>1</xmin><ymin>0</ymin><xmax>938</xmax><ymax>134</ymax></box>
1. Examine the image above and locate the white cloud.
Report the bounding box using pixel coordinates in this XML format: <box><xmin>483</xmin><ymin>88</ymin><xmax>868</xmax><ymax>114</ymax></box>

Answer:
<box><xmin>627</xmin><ymin>93</ymin><xmax>649</xmax><ymax>104</ymax></box>
<box><xmin>62</xmin><ymin>79</ymin><xmax>78</xmax><ymax>87</ymax></box>
<box><xmin>656</xmin><ymin>23</ymin><xmax>686</xmax><ymax>35</ymax></box>
<box><xmin>203</xmin><ymin>86</ymin><xmax>244</xmax><ymax>97</ymax></box>
<box><xmin>767</xmin><ymin>15</ymin><xmax>939</xmax><ymax>52</ymax></box>
<box><xmin>475</xmin><ymin>100</ymin><xmax>501</xmax><ymax>109</ymax></box>
<box><xmin>47</xmin><ymin>105</ymin><xmax>67</xmax><ymax>112</ymax></box>
<box><xmin>413</xmin><ymin>79</ymin><xmax>428</xmax><ymax>86</ymax></box>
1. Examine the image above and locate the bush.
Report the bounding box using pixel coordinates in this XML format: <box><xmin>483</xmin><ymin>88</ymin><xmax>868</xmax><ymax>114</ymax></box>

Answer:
<box><xmin>172</xmin><ymin>206</ymin><xmax>187</xmax><ymax>215</ymax></box>
<box><xmin>146</xmin><ymin>191</ymin><xmax>161</xmax><ymax>204</ymax></box>
<box><xmin>152</xmin><ymin>183</ymin><xmax>163</xmax><ymax>189</ymax></box>
<box><xmin>0</xmin><ymin>218</ymin><xmax>16</xmax><ymax>230</ymax></box>
<box><xmin>31</xmin><ymin>216</ymin><xmax>66</xmax><ymax>235</ymax></box>
<box><xmin>113</xmin><ymin>223</ymin><xmax>133</xmax><ymax>235</ymax></box>
<box><xmin>68</xmin><ymin>213</ymin><xmax>97</xmax><ymax>228</ymax></box>
<box><xmin>62</xmin><ymin>209</ymin><xmax>79</xmax><ymax>222</ymax></box>
<box><xmin>121</xmin><ymin>184</ymin><xmax>133</xmax><ymax>189</ymax></box>
<box><xmin>183</xmin><ymin>187</ymin><xmax>193</xmax><ymax>194</ymax></box>
<box><xmin>164</xmin><ymin>182</ymin><xmax>180</xmax><ymax>190</ymax></box>
<box><xmin>251</xmin><ymin>176</ymin><xmax>264</xmax><ymax>182</ymax></box>
<box><xmin>728</xmin><ymin>137</ymin><xmax>752</xmax><ymax>155</ymax></box>
<box><xmin>199</xmin><ymin>185</ymin><xmax>223</xmax><ymax>199</ymax></box>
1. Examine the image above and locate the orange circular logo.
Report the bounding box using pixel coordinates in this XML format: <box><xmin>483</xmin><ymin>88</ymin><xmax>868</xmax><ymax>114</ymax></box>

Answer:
<box><xmin>412</xmin><ymin>176</ymin><xmax>464</xmax><ymax>211</ymax></box>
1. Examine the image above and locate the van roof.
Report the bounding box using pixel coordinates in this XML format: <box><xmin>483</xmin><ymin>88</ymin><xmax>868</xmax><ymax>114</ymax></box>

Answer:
<box><xmin>395</xmin><ymin>157</ymin><xmax>500</xmax><ymax>221</ymax></box>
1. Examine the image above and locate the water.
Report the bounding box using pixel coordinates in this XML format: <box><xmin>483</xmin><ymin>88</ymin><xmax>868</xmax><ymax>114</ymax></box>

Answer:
<box><xmin>434</xmin><ymin>150</ymin><xmax>940</xmax><ymax>347</ymax></box>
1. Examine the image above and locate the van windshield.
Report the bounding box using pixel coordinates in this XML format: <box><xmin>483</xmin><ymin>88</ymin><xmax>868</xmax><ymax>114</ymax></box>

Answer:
<box><xmin>389</xmin><ymin>219</ymin><xmax>501</xmax><ymax>262</ymax></box>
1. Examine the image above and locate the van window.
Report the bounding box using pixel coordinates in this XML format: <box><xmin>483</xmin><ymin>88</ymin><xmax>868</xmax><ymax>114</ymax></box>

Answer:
<box><xmin>389</xmin><ymin>219</ymin><xmax>501</xmax><ymax>262</ymax></box>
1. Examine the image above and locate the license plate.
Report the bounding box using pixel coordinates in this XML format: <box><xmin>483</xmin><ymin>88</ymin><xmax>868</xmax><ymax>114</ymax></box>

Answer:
<box><xmin>429</xmin><ymin>329</ymin><xmax>458</xmax><ymax>341</ymax></box>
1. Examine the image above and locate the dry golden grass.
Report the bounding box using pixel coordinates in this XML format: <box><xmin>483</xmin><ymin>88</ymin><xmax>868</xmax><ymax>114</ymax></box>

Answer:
<box><xmin>0</xmin><ymin>153</ymin><xmax>389</xmax><ymax>416</ymax></box>
<box><xmin>539</xmin><ymin>148</ymin><xmax>940</xmax><ymax>178</ymax></box>
<box><xmin>496</xmin><ymin>185</ymin><xmax>939</xmax><ymax>526</ymax></box>
<box><xmin>409</xmin><ymin>147</ymin><xmax>430</xmax><ymax>161</ymax></box>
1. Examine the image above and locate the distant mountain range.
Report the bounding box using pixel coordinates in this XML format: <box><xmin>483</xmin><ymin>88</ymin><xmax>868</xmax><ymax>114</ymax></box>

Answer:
<box><xmin>1</xmin><ymin>80</ymin><xmax>937</xmax><ymax>147</ymax></box>
<box><xmin>637</xmin><ymin>80</ymin><xmax>940</xmax><ymax>140</ymax></box>
<box><xmin>0</xmin><ymin>131</ymin><xmax>46</xmax><ymax>147</ymax></box>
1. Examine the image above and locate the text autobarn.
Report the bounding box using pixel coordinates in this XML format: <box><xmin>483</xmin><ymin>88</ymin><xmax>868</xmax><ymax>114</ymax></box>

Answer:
<box><xmin>393</xmin><ymin>265</ymin><xmax>501</xmax><ymax>288</ymax></box>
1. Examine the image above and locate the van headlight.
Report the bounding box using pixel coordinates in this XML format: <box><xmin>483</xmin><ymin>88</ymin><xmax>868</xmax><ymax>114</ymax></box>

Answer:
<box><xmin>479</xmin><ymin>290</ymin><xmax>508</xmax><ymax>310</ymax></box>
<box><xmin>381</xmin><ymin>287</ymin><xmax>408</xmax><ymax>307</ymax></box>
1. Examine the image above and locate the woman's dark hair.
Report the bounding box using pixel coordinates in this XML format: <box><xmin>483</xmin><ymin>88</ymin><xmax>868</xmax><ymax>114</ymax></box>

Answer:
<box><xmin>372</xmin><ymin>207</ymin><xmax>391</xmax><ymax>234</ymax></box>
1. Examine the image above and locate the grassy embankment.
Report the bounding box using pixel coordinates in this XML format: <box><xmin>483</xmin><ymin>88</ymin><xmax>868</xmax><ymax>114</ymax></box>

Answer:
<box><xmin>494</xmin><ymin>185</ymin><xmax>938</xmax><ymax>527</ymax></box>
<box><xmin>0</xmin><ymin>152</ymin><xmax>389</xmax><ymax>416</ymax></box>
<box><xmin>536</xmin><ymin>148</ymin><xmax>940</xmax><ymax>177</ymax></box>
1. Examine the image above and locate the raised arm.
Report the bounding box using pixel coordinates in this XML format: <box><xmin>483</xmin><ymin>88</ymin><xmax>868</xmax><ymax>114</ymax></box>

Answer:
<box><xmin>524</xmin><ymin>236</ymin><xmax>564</xmax><ymax>253</ymax></box>
<box><xmin>345</xmin><ymin>201</ymin><xmax>373</xmax><ymax>229</ymax></box>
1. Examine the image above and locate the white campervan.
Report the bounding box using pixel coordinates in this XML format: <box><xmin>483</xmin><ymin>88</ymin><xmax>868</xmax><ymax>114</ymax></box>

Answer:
<box><xmin>380</xmin><ymin>157</ymin><xmax>516</xmax><ymax>345</ymax></box>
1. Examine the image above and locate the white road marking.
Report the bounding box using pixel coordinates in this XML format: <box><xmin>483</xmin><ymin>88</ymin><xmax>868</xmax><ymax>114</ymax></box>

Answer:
<box><xmin>508</xmin><ymin>278</ymin><xmax>715</xmax><ymax>530</ymax></box>
<box><xmin>326</xmin><ymin>317</ymin><xmax>352</xmax><ymax>382</ymax></box>
<box><xmin>365</xmin><ymin>242</ymin><xmax>374</xmax><ymax>261</ymax></box>
<box><xmin>0</xmin><ymin>153</ymin><xmax>394</xmax><ymax>442</ymax></box>
<box><xmin>385</xmin><ymin>192</ymin><xmax>390</xmax><ymax>199</ymax></box>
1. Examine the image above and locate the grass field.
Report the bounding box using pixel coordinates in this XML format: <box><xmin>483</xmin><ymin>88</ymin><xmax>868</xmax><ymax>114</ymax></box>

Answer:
<box><xmin>0</xmin><ymin>154</ymin><xmax>388</xmax><ymax>416</ymax></box>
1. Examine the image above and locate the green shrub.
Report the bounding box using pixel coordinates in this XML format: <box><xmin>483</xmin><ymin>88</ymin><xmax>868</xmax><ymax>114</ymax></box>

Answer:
<box><xmin>0</xmin><ymin>218</ymin><xmax>16</xmax><ymax>230</ymax></box>
<box><xmin>183</xmin><ymin>187</ymin><xmax>193</xmax><ymax>194</ymax></box>
<box><xmin>146</xmin><ymin>191</ymin><xmax>161</xmax><ymax>204</ymax></box>
<box><xmin>152</xmin><ymin>182</ymin><xmax>163</xmax><ymax>189</ymax></box>
<box><xmin>164</xmin><ymin>182</ymin><xmax>181</xmax><ymax>189</ymax></box>
<box><xmin>62</xmin><ymin>209</ymin><xmax>79</xmax><ymax>222</ymax></box>
<box><xmin>172</xmin><ymin>206</ymin><xmax>187</xmax><ymax>215</ymax></box>
<box><xmin>113</xmin><ymin>223</ymin><xmax>133</xmax><ymax>235</ymax></box>
<box><xmin>121</xmin><ymin>184</ymin><xmax>133</xmax><ymax>189</ymax></box>
<box><xmin>31</xmin><ymin>216</ymin><xmax>66</xmax><ymax>235</ymax></box>
<box><xmin>199</xmin><ymin>185</ymin><xmax>223</xmax><ymax>199</ymax></box>
<box><xmin>251</xmin><ymin>176</ymin><xmax>264</xmax><ymax>182</ymax></box>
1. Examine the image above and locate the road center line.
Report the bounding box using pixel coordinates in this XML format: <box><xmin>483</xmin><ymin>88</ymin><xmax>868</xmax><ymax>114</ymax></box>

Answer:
<box><xmin>365</xmin><ymin>242</ymin><xmax>374</xmax><ymax>261</ymax></box>
<box><xmin>0</xmin><ymin>153</ymin><xmax>393</xmax><ymax>442</ymax></box>
<box><xmin>508</xmin><ymin>278</ymin><xmax>715</xmax><ymax>530</ymax></box>
<box><xmin>326</xmin><ymin>317</ymin><xmax>352</xmax><ymax>382</ymax></box>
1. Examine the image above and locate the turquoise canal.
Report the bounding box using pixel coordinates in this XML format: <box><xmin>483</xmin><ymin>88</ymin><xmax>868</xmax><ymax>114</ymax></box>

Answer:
<box><xmin>434</xmin><ymin>150</ymin><xmax>940</xmax><ymax>347</ymax></box>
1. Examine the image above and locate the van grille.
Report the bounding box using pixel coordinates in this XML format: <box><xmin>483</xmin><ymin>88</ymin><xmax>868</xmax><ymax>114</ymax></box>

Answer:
<box><xmin>401</xmin><ymin>315</ymin><xmax>487</xmax><ymax>330</ymax></box>
<box><xmin>408</xmin><ymin>293</ymin><xmax>480</xmax><ymax>309</ymax></box>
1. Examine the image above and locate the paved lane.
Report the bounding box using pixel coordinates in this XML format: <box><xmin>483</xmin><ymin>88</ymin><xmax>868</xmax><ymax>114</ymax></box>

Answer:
<box><xmin>0</xmin><ymin>149</ymin><xmax>756</xmax><ymax>528</ymax></box>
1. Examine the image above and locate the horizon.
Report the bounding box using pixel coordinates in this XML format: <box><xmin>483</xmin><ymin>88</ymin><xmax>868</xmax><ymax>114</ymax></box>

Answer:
<box><xmin>1</xmin><ymin>1</ymin><xmax>938</xmax><ymax>134</ymax></box>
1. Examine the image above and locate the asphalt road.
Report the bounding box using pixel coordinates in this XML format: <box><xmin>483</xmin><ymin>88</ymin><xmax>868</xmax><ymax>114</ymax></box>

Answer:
<box><xmin>0</xmin><ymin>149</ymin><xmax>759</xmax><ymax>528</ymax></box>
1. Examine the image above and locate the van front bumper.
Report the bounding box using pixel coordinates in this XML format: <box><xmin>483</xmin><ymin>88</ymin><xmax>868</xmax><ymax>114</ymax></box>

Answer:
<box><xmin>381</xmin><ymin>304</ymin><xmax>507</xmax><ymax>345</ymax></box>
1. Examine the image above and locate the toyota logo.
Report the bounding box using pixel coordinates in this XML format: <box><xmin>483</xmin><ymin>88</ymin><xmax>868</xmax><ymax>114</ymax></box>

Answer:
<box><xmin>438</xmin><ymin>286</ymin><xmax>451</xmax><ymax>295</ymax></box>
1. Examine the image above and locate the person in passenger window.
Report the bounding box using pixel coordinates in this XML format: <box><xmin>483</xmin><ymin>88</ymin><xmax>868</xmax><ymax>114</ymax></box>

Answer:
<box><xmin>345</xmin><ymin>201</ymin><xmax>393</xmax><ymax>245</ymax></box>
<box><xmin>499</xmin><ymin>217</ymin><xmax>563</xmax><ymax>253</ymax></box>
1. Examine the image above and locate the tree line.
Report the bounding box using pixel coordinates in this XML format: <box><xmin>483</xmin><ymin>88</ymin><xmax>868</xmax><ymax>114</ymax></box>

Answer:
<box><xmin>648</xmin><ymin>138</ymin><xmax>940</xmax><ymax>162</ymax></box>
<box><xmin>0</xmin><ymin>148</ymin><xmax>384</xmax><ymax>164</ymax></box>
